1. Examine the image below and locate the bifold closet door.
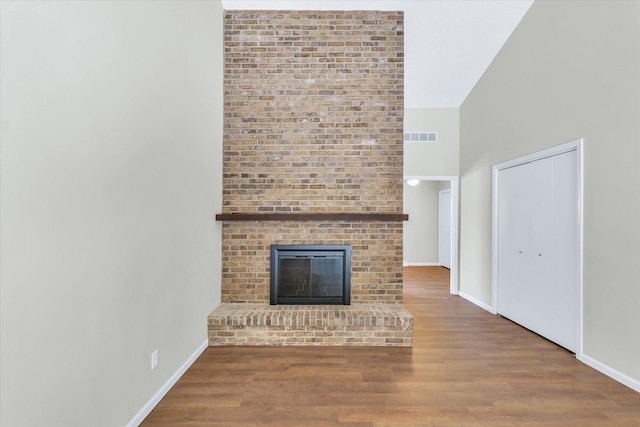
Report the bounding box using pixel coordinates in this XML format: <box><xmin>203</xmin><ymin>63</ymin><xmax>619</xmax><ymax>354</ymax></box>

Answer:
<box><xmin>497</xmin><ymin>150</ymin><xmax>578</xmax><ymax>352</ymax></box>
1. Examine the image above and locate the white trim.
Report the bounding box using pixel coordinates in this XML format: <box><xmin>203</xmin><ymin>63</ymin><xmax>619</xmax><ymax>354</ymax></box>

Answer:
<box><xmin>581</xmin><ymin>354</ymin><xmax>640</xmax><ymax>393</ymax></box>
<box><xmin>450</xmin><ymin>177</ymin><xmax>459</xmax><ymax>296</ymax></box>
<box><xmin>576</xmin><ymin>142</ymin><xmax>585</xmax><ymax>359</ymax></box>
<box><xmin>438</xmin><ymin>189</ymin><xmax>452</xmax><ymax>269</ymax></box>
<box><xmin>403</xmin><ymin>175</ymin><xmax>459</xmax><ymax>296</ymax></box>
<box><xmin>126</xmin><ymin>339</ymin><xmax>208</xmax><ymax>427</ymax></box>
<box><xmin>459</xmin><ymin>291</ymin><xmax>493</xmax><ymax>313</ymax></box>
<box><xmin>491</xmin><ymin>139</ymin><xmax>580</xmax><ymax>171</ymax></box>
<box><xmin>404</xmin><ymin>262</ymin><xmax>441</xmax><ymax>267</ymax></box>
<box><xmin>491</xmin><ymin>139</ymin><xmax>584</xmax><ymax>358</ymax></box>
<box><xmin>491</xmin><ymin>165</ymin><xmax>500</xmax><ymax>313</ymax></box>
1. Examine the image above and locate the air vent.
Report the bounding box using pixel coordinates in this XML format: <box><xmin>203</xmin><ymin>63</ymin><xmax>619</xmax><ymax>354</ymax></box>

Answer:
<box><xmin>404</xmin><ymin>132</ymin><xmax>437</xmax><ymax>143</ymax></box>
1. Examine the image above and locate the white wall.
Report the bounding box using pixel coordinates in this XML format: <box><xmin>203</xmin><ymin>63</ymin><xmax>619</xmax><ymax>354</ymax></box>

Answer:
<box><xmin>460</xmin><ymin>1</ymin><xmax>640</xmax><ymax>383</ymax></box>
<box><xmin>404</xmin><ymin>108</ymin><xmax>459</xmax><ymax>176</ymax></box>
<box><xmin>403</xmin><ymin>181</ymin><xmax>440</xmax><ymax>265</ymax></box>
<box><xmin>0</xmin><ymin>1</ymin><xmax>224</xmax><ymax>426</ymax></box>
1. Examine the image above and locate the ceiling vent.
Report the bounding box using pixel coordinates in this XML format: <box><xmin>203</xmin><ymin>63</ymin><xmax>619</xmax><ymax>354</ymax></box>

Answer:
<box><xmin>404</xmin><ymin>132</ymin><xmax>437</xmax><ymax>143</ymax></box>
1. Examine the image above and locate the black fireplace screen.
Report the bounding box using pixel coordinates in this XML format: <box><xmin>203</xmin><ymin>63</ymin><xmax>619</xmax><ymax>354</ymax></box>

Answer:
<box><xmin>270</xmin><ymin>245</ymin><xmax>351</xmax><ymax>305</ymax></box>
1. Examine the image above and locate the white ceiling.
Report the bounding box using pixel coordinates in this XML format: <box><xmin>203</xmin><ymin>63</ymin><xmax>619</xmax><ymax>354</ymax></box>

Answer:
<box><xmin>220</xmin><ymin>0</ymin><xmax>533</xmax><ymax>108</ymax></box>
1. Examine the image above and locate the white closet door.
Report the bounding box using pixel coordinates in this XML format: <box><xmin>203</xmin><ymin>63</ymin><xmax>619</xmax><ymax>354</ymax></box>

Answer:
<box><xmin>497</xmin><ymin>150</ymin><xmax>578</xmax><ymax>352</ymax></box>
<box><xmin>497</xmin><ymin>163</ymin><xmax>534</xmax><ymax>327</ymax></box>
<box><xmin>547</xmin><ymin>151</ymin><xmax>579</xmax><ymax>351</ymax></box>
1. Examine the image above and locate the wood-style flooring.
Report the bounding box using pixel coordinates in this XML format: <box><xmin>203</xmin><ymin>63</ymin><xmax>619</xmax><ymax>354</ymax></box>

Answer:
<box><xmin>141</xmin><ymin>266</ymin><xmax>640</xmax><ymax>426</ymax></box>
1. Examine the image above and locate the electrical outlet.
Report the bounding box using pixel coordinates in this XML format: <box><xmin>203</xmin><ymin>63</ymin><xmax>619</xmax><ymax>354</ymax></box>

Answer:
<box><xmin>151</xmin><ymin>349</ymin><xmax>158</xmax><ymax>370</ymax></box>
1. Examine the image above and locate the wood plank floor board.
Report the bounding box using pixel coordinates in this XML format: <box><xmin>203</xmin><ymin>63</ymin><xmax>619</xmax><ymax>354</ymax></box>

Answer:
<box><xmin>141</xmin><ymin>267</ymin><xmax>640</xmax><ymax>426</ymax></box>
<box><xmin>336</xmin><ymin>406</ymin><xmax>478</xmax><ymax>425</ymax></box>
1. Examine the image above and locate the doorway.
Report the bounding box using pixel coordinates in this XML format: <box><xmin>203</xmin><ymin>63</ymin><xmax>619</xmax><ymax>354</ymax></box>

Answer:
<box><xmin>403</xmin><ymin>175</ymin><xmax>459</xmax><ymax>295</ymax></box>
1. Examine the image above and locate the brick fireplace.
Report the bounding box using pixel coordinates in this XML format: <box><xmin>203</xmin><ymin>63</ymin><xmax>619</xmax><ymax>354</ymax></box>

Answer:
<box><xmin>208</xmin><ymin>10</ymin><xmax>413</xmax><ymax>346</ymax></box>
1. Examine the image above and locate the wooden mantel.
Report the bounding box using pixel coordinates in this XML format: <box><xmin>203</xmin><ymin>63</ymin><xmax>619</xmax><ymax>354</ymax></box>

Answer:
<box><xmin>215</xmin><ymin>213</ymin><xmax>409</xmax><ymax>222</ymax></box>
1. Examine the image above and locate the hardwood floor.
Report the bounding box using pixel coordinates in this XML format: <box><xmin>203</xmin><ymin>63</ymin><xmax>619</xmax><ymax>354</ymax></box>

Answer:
<box><xmin>141</xmin><ymin>267</ymin><xmax>640</xmax><ymax>426</ymax></box>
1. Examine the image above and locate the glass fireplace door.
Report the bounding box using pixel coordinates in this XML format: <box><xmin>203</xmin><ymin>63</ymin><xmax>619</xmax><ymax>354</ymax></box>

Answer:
<box><xmin>271</xmin><ymin>245</ymin><xmax>351</xmax><ymax>305</ymax></box>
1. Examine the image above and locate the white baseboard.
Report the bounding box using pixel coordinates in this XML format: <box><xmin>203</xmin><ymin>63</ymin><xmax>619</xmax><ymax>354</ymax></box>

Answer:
<box><xmin>581</xmin><ymin>354</ymin><xmax>640</xmax><ymax>394</ymax></box>
<box><xmin>458</xmin><ymin>291</ymin><xmax>494</xmax><ymax>313</ymax></box>
<box><xmin>404</xmin><ymin>262</ymin><xmax>441</xmax><ymax>267</ymax></box>
<box><xmin>126</xmin><ymin>339</ymin><xmax>208</xmax><ymax>427</ymax></box>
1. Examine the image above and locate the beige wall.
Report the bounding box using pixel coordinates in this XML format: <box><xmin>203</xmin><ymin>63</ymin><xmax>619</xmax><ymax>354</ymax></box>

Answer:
<box><xmin>438</xmin><ymin>181</ymin><xmax>451</xmax><ymax>191</ymax></box>
<box><xmin>460</xmin><ymin>0</ymin><xmax>640</xmax><ymax>382</ymax></box>
<box><xmin>403</xmin><ymin>181</ymin><xmax>440</xmax><ymax>265</ymax></box>
<box><xmin>404</xmin><ymin>108</ymin><xmax>459</xmax><ymax>176</ymax></box>
<box><xmin>0</xmin><ymin>1</ymin><xmax>224</xmax><ymax>426</ymax></box>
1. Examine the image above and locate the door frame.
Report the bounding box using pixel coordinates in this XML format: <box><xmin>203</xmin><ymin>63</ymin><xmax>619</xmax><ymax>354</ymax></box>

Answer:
<box><xmin>404</xmin><ymin>175</ymin><xmax>459</xmax><ymax>295</ymax></box>
<box><xmin>491</xmin><ymin>139</ymin><xmax>583</xmax><ymax>359</ymax></box>
<box><xmin>438</xmin><ymin>189</ymin><xmax>452</xmax><ymax>269</ymax></box>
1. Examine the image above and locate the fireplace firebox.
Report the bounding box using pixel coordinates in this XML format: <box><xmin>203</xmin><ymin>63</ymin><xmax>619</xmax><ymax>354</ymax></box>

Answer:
<box><xmin>270</xmin><ymin>245</ymin><xmax>351</xmax><ymax>305</ymax></box>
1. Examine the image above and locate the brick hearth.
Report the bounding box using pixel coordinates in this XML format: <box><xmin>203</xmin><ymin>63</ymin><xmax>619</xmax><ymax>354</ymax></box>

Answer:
<box><xmin>208</xmin><ymin>304</ymin><xmax>413</xmax><ymax>346</ymax></box>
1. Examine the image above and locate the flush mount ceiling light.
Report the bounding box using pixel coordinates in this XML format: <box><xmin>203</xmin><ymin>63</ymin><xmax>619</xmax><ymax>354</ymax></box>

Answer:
<box><xmin>406</xmin><ymin>179</ymin><xmax>420</xmax><ymax>186</ymax></box>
